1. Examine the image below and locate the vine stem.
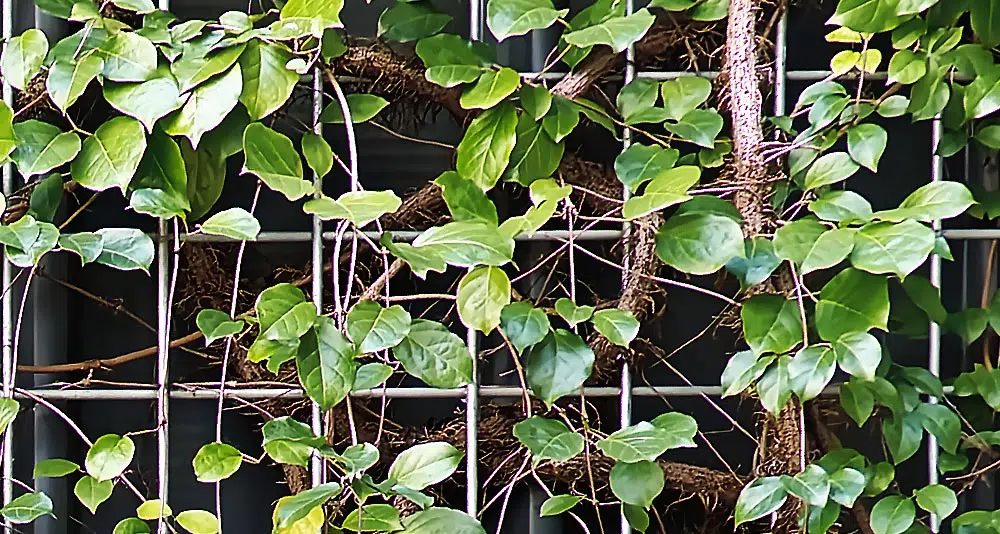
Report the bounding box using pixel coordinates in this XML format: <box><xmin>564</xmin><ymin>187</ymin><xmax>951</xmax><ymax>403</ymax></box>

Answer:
<box><xmin>7</xmin><ymin>264</ymin><xmax>36</xmax><ymax>393</ymax></box>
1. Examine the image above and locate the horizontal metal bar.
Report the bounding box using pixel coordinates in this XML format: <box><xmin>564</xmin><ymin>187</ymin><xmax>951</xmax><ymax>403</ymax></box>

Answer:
<box><xmin>179</xmin><ymin>229</ymin><xmax>624</xmax><ymax>243</ymax></box>
<box><xmin>483</xmin><ymin>70</ymin><xmax>900</xmax><ymax>82</ymax></box>
<box><xmin>941</xmin><ymin>229</ymin><xmax>1000</xmax><ymax>240</ymax></box>
<box><xmin>12</xmin><ymin>384</ymin><xmax>957</xmax><ymax>401</ymax></box>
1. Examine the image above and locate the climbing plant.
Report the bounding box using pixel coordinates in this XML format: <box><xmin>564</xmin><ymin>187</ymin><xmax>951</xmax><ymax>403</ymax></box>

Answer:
<box><xmin>0</xmin><ymin>0</ymin><xmax>998</xmax><ymax>532</ymax></box>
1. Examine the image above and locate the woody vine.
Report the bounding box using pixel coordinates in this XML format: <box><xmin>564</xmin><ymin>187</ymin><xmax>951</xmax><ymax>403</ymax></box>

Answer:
<box><xmin>0</xmin><ymin>0</ymin><xmax>995</xmax><ymax>533</ymax></box>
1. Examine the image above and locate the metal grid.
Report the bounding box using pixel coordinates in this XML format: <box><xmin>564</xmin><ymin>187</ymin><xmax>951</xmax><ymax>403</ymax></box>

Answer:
<box><xmin>0</xmin><ymin>1</ymin><xmax>991</xmax><ymax>532</ymax></box>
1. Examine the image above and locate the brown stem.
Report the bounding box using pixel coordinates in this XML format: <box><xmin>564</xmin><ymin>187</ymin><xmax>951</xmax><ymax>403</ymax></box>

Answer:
<box><xmin>18</xmin><ymin>331</ymin><xmax>204</xmax><ymax>374</ymax></box>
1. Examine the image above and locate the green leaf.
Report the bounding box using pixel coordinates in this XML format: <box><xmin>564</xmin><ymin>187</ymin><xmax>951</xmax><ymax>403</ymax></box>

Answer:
<box><xmin>741</xmin><ymin>295</ymin><xmax>802</xmax><ymax>355</ymax></box>
<box><xmin>789</xmin><ymin>345</ymin><xmax>836</xmax><ymax>401</ymax></box>
<box><xmin>347</xmin><ymin>300</ymin><xmax>412</xmax><ymax>354</ymax></box>
<box><xmin>864</xmin><ymin>461</ymin><xmax>895</xmax><ymax>496</ymax></box>
<box><xmin>781</xmin><ymin>464</ymin><xmax>830</xmax><ymax>506</ymax></box>
<box><xmin>847</xmin><ymin>123</ymin><xmax>888</xmax><ymax>172</ymax></box>
<box><xmin>774</xmin><ymin>221</ymin><xmax>855</xmax><ymax>275</ymax></box>
<box><xmin>878</xmin><ymin>95</ymin><xmax>910</xmax><ymax>117</ymax></box>
<box><xmin>388</xmin><ymin>441</ymin><xmax>462</xmax><ymax>491</ymax></box>
<box><xmin>592</xmin><ymin>309</ymin><xmax>640</xmax><ymax>347</ymax></box>
<box><xmin>71</xmin><ymin>117</ymin><xmax>147</xmax><ymax>193</ymax></box>
<box><xmin>512</xmin><ymin>416</ymin><xmax>584</xmax><ymax>463</ymax></box>
<box><xmin>850</xmin><ymin>220</ymin><xmax>935</xmax><ymax>278</ymax></box>
<box><xmin>11</xmin><ymin>120</ymin><xmax>81</xmax><ymax>178</ymax></box>
<box><xmin>176</xmin><ymin>510</ymin><xmax>220</xmax><ymax>534</ymax></box>
<box><xmin>416</xmin><ymin>34</ymin><xmax>493</xmax><ymax>87</ymax></box>
<box><xmin>111</xmin><ymin>0</ymin><xmax>155</xmax><ymax>12</ymax></box>
<box><xmin>726</xmin><ymin>238</ymin><xmax>781</xmax><ymax>291</ymax></box>
<box><xmin>971</xmin><ymin>0</ymin><xmax>1000</xmax><ymax>48</ymax></box>
<box><xmin>99</xmin><ymin>31</ymin><xmax>157</xmax><ymax>82</ymax></box>
<box><xmin>655</xmin><ymin>212</ymin><xmax>744</xmax><ymax>275</ymax></box>
<box><xmin>163</xmin><ymin>64</ymin><xmax>243</xmax><ymax>149</ymax></box>
<box><xmin>610</xmin><ymin>460</ymin><xmax>664</xmax><ymax>509</ymax></box>
<box><xmin>914</xmin><ymin>484</ymin><xmax>957</xmax><ymax>519</ymax></box>
<box><xmin>86</xmin><ymin>434</ymin><xmax>135</xmax><ymax>481</ymax></box>
<box><xmin>871</xmin><ymin>495</ymin><xmax>915</xmax><ymax>534</ymax></box>
<box><xmin>520</xmin><ymin>85</ymin><xmax>552</xmax><ymax>121</ymax></box>
<box><xmin>554</xmin><ymin>298</ymin><xmax>594</xmax><ymax>327</ymax></box>
<box><xmin>196</xmin><ymin>309</ymin><xmax>244</xmax><ymax>346</ymax></box>
<box><xmin>192</xmin><ymin>442</ymin><xmax>242</xmax><ymax>483</ymax></box>
<box><xmin>379</xmin><ymin>1</ymin><xmax>452</xmax><ymax>43</ymax></box>
<box><xmin>296</xmin><ymin>317</ymin><xmax>356</xmax><ymax>411</ymax></box>
<box><xmin>302</xmin><ymin>133</ymin><xmax>333</xmax><ymax>178</ymax></box>
<box><xmin>0</xmin><ymin>102</ymin><xmax>12</xmax><ymax>165</ymax></box>
<box><xmin>664</xmin><ymin>109</ymin><xmax>723</xmax><ymax>148</ymax></box>
<box><xmin>734</xmin><ymin>477</ymin><xmax>788</xmax><ymax>527</ymax></box>
<box><xmin>721</xmin><ymin>351</ymin><xmax>773</xmax><ymax>397</ymax></box>
<box><xmin>411</xmin><ymin>221</ymin><xmax>515</xmax><ymax>268</ymax></box>
<box><xmin>834</xmin><ymin>331</ymin><xmax>882</xmax><ymax>380</ymax></box>
<box><xmin>614</xmin><ymin>143</ymin><xmax>679</xmax><ymax>193</ymax></box>
<box><xmin>400</xmin><ymin>508</ymin><xmax>486</xmax><ymax>534</ymax></box>
<box><xmin>525</xmin><ymin>329</ymin><xmax>595</xmax><ymax>407</ymax></box>
<box><xmin>58</xmin><ymin>232</ymin><xmax>103</xmax><ymax>265</ymax></box>
<box><xmin>660</xmin><ymin>76</ymin><xmax>713</xmax><ymax>121</ymax></box>
<box><xmin>0</xmin><ymin>215</ymin><xmax>58</xmax><ymax>267</ymax></box>
<box><xmin>541</xmin><ymin>97</ymin><xmax>580</xmax><ymax>142</ymax></box>
<box><xmin>841</xmin><ymin>380</ymin><xmax>876</xmax><ymax>426</ymax></box>
<box><xmin>130</xmin><ymin>129</ymin><xmax>189</xmax><ymax>218</ymax></box>
<box><xmin>456</xmin><ymin>102</ymin><xmax>518</xmax><ymax>190</ymax></box>
<box><xmin>914</xmin><ymin>402</ymin><xmax>960</xmax><ymax>453</ymax></box>
<box><xmin>815</xmin><ymin>268</ymin><xmax>889</xmax><ymax>341</ymax></box>
<box><xmin>333</xmin><ymin>443</ymin><xmax>379</xmax><ymax>477</ymax></box>
<box><xmin>273</xmin><ymin>482</ymin><xmax>342</xmax><ymax>528</ymax></box>
<box><xmin>500</xmin><ymin>301</ymin><xmax>550</xmax><ymax>352</ymax></box>
<box><xmin>688</xmin><ymin>0</ymin><xmax>728</xmax><ymax>20</ymax></box>
<box><xmin>1</xmin><ymin>29</ymin><xmax>48</xmax><ymax>91</ymax></box>
<box><xmin>241</xmin><ymin>122</ymin><xmax>312</xmax><ymax>201</ymax></box>
<box><xmin>393</xmin><ymin>319</ymin><xmax>472</xmax><ymax>388</ymax></box>
<box><xmin>434</xmin><ymin>171</ymin><xmax>498</xmax><ymax>225</ymax></box>
<box><xmin>342</xmin><ymin>504</ymin><xmax>402</xmax><ymax>532</ymax></box>
<box><xmin>884</xmin><ymin>412</ymin><xmax>923</xmax><ymax>464</ymax></box>
<box><xmin>304</xmin><ymin>191</ymin><xmax>403</xmax><ymax>227</ymax></box>
<box><xmin>829</xmin><ymin>467</ymin><xmax>866</xmax><ymax>507</ymax></box>
<box><xmin>487</xmin><ymin>0</ymin><xmax>568</xmax><ymax>41</ymax></box>
<box><xmin>183</xmin><ymin>141</ymin><xmax>226</xmax><ymax>221</ymax></box>
<box><xmin>758</xmin><ymin>355</ymin><xmax>793</xmax><ymax>414</ymax></box>
<box><xmin>809</xmin><ymin>190</ymin><xmax>873</xmax><ymax>223</ymax></box>
<box><xmin>597</xmin><ymin>420</ymin><xmax>694</xmax><ymax>463</ymax></box>
<box><xmin>172</xmin><ymin>43</ymin><xmax>246</xmax><ymax>93</ymax></box>
<box><xmin>74</xmin><ymin>475</ymin><xmax>113</xmax><ymax>514</ymax></box>
<box><xmin>198</xmin><ymin>208</ymin><xmax>260</xmax><ymax>241</ymax></box>
<box><xmin>874</xmin><ymin>181</ymin><xmax>976</xmax><ymax>222</ymax></box>
<box><xmin>352</xmin><ymin>363</ymin><xmax>393</xmax><ymax>391</ymax></box>
<box><xmin>95</xmin><ymin>228</ymin><xmax>155</xmax><ymax>272</ymax></box>
<box><xmin>621</xmin><ymin>166</ymin><xmax>699</xmax><ymax>220</ymax></box>
<box><xmin>0</xmin><ymin>492</ymin><xmax>54</xmax><ymax>524</ymax></box>
<box><xmin>617</xmin><ymin>78</ymin><xmax>664</xmax><ymax>124</ymax></box>
<box><xmin>262</xmin><ymin>416</ymin><xmax>325</xmax><ymax>467</ymax></box>
<box><xmin>504</xmin><ymin>113</ymin><xmax>563</xmax><ymax>186</ymax></box>
<box><xmin>33</xmin><ymin>458</ymin><xmax>79</xmax><ymax>478</ymax></box>
<box><xmin>457</xmin><ymin>266</ymin><xmax>511</xmax><ymax>333</ymax></box>
<box><xmin>460</xmin><ymin>67</ymin><xmax>520</xmax><ymax>110</ymax></box>
<box><xmin>563</xmin><ymin>9</ymin><xmax>655</xmax><ymax>53</ymax></box>
<box><xmin>320</xmin><ymin>94</ymin><xmax>390</xmax><ymax>124</ymax></box>
<box><xmin>254</xmin><ymin>284</ymin><xmax>310</xmax><ymax>336</ymax></box>
<box><xmin>46</xmin><ymin>54</ymin><xmax>104</xmax><ymax>111</ymax></box>
<box><xmin>804</xmin><ymin>152</ymin><xmax>861</xmax><ymax>190</ymax></box>
<box><xmin>238</xmin><ymin>41</ymin><xmax>298</xmax><ymax>121</ymax></box>
<box><xmin>622</xmin><ymin>503</ymin><xmax>649</xmax><ymax>532</ymax></box>
<box><xmin>539</xmin><ymin>495</ymin><xmax>582</xmax><ymax>517</ymax></box>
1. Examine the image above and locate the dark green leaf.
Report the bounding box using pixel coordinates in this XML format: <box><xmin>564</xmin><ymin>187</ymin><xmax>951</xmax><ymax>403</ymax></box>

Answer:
<box><xmin>297</xmin><ymin>317</ymin><xmax>357</xmax><ymax>411</ymax></box>
<box><xmin>241</xmin><ymin>122</ymin><xmax>312</xmax><ymax>201</ymax></box>
<box><xmin>525</xmin><ymin>329</ymin><xmax>595</xmax><ymax>407</ymax></box>
<box><xmin>815</xmin><ymin>268</ymin><xmax>889</xmax><ymax>341</ymax></box>
<box><xmin>456</xmin><ymin>102</ymin><xmax>518</xmax><ymax>190</ymax></box>
<box><xmin>500</xmin><ymin>301</ymin><xmax>550</xmax><ymax>352</ymax></box>
<box><xmin>513</xmin><ymin>416</ymin><xmax>584</xmax><ymax>463</ymax></box>
<box><xmin>610</xmin><ymin>460</ymin><xmax>664</xmax><ymax>509</ymax></box>
<box><xmin>379</xmin><ymin>1</ymin><xmax>452</xmax><ymax>43</ymax></box>
<box><xmin>393</xmin><ymin>319</ymin><xmax>473</xmax><ymax>388</ymax></box>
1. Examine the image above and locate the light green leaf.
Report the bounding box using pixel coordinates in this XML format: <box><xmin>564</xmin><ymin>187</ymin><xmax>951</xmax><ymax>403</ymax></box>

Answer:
<box><xmin>457</xmin><ymin>266</ymin><xmax>511</xmax><ymax>333</ymax></box>
<box><xmin>379</xmin><ymin>1</ymin><xmax>451</xmax><ymax>43</ymax></box>
<box><xmin>57</xmin><ymin>232</ymin><xmax>103</xmax><ymax>264</ymax></box>
<box><xmin>804</xmin><ymin>152</ymin><xmax>861</xmax><ymax>190</ymax></box>
<box><xmin>829</xmin><ymin>467</ymin><xmax>866</xmax><ymax>507</ymax></box>
<box><xmin>914</xmin><ymin>484</ymin><xmax>956</xmax><ymax>519</ymax></box>
<box><xmin>411</xmin><ymin>221</ymin><xmax>515</xmax><ymax>268</ymax></box>
<box><xmin>99</xmin><ymin>31</ymin><xmax>157</xmax><ymax>82</ymax></box>
<box><xmin>111</xmin><ymin>0</ymin><xmax>155</xmax><ymax>12</ymax></box>
<box><xmin>416</xmin><ymin>33</ymin><xmax>492</xmax><ymax>87</ymax></box>
<box><xmin>71</xmin><ymin>116</ymin><xmax>146</xmax><ymax>193</ymax></box>
<box><xmin>238</xmin><ymin>41</ymin><xmax>298</xmax><ymax>120</ymax></box>
<box><xmin>539</xmin><ymin>495</ymin><xmax>582</xmax><ymax>517</ymax></box>
<box><xmin>192</xmin><ymin>442</ymin><xmax>243</xmax><ymax>483</ymax></box>
<box><xmin>393</xmin><ymin>319</ymin><xmax>472</xmax><ymax>388</ymax></box>
<box><xmin>614</xmin><ymin>143</ymin><xmax>679</xmax><ymax>193</ymax></box>
<box><xmin>664</xmin><ymin>109</ymin><xmax>723</xmax><ymax>148</ymax></box>
<box><xmin>456</xmin><ymin>102</ymin><xmax>518</xmax><ymax>190</ymax></box>
<box><xmin>808</xmin><ymin>190</ymin><xmax>873</xmax><ymax>223</ymax></box>
<box><xmin>847</xmin><ymin>123</ymin><xmax>888</xmax><ymax>172</ymax></box>
<box><xmin>1</xmin><ymin>29</ymin><xmax>48</xmax><ymax>91</ymax></box>
<box><xmin>163</xmin><ymin>64</ymin><xmax>243</xmax><ymax>149</ymax></box>
<box><xmin>654</xmin><ymin>212</ymin><xmax>744</xmax><ymax>275</ymax></box>
<box><xmin>114</xmin><ymin>518</ymin><xmax>151</xmax><ymax>534</ymax></box>
<box><xmin>878</xmin><ymin>95</ymin><xmax>910</xmax><ymax>117</ymax></box>
<box><xmin>95</xmin><ymin>228</ymin><xmax>155</xmax><ymax>272</ymax></box>
<box><xmin>487</xmin><ymin>0</ymin><xmax>568</xmax><ymax>41</ymax></box>
<box><xmin>773</xmin><ymin>220</ymin><xmax>855</xmax><ymax>275</ymax></box>
<box><xmin>871</xmin><ymin>495</ymin><xmax>915</xmax><ymax>534</ymax></box>
<box><xmin>400</xmin><ymin>508</ymin><xmax>486</xmax><ymax>534</ymax></box>
<box><xmin>610</xmin><ymin>460</ymin><xmax>664</xmax><ymax>509</ymax></box>
<box><xmin>104</xmin><ymin>77</ymin><xmax>186</xmax><ymax>133</ymax></box>
<box><xmin>241</xmin><ymin>122</ymin><xmax>312</xmax><ymax>201</ymax></box>
<box><xmin>815</xmin><ymin>268</ymin><xmax>890</xmax><ymax>341</ymax></box>
<box><xmin>874</xmin><ymin>181</ymin><xmax>976</xmax><ymax>222</ymax></box>
<box><xmin>734</xmin><ymin>477</ymin><xmax>787</xmax><ymax>526</ymax></box>
<box><xmin>758</xmin><ymin>355</ymin><xmax>793</xmax><ymax>414</ymax></box>
<box><xmin>198</xmin><ymin>207</ymin><xmax>260</xmax><ymax>241</ymax></box>
<box><xmin>526</xmin><ymin>329</ymin><xmax>595</xmax><ymax>407</ymax></box>
<box><xmin>262</xmin><ymin>417</ymin><xmax>325</xmax><ymax>467</ymax></box>
<box><xmin>46</xmin><ymin>54</ymin><xmax>104</xmax><ymax>111</ymax></box>
<box><xmin>504</xmin><ymin>113</ymin><xmax>563</xmax><ymax>186</ymax></box>
<box><xmin>33</xmin><ymin>458</ymin><xmax>79</xmax><ymax>478</ymax></box>
<box><xmin>347</xmin><ymin>300</ymin><xmax>412</xmax><ymax>354</ymax></box>
<box><xmin>833</xmin><ymin>331</ymin><xmax>882</xmax><ymax>380</ymax></box>
<box><xmin>850</xmin><ymin>220</ymin><xmax>935</xmax><ymax>278</ymax></box>
<box><xmin>500</xmin><ymin>301</ymin><xmax>550</xmax><ymax>352</ymax></box>
<box><xmin>741</xmin><ymin>295</ymin><xmax>802</xmax><ymax>355</ymax></box>
<box><xmin>617</xmin><ymin>78</ymin><xmax>664</xmax><ymax>124</ymax></box>
<box><xmin>788</xmin><ymin>345</ymin><xmax>836</xmax><ymax>401</ymax></box>
<box><xmin>0</xmin><ymin>215</ymin><xmax>59</xmax><ymax>267</ymax></box>
<box><xmin>333</xmin><ymin>443</ymin><xmax>379</xmax><ymax>477</ymax></box>
<box><xmin>172</xmin><ymin>44</ymin><xmax>245</xmax><ymax>93</ymax></box>
<box><xmin>273</xmin><ymin>483</ymin><xmax>342</xmax><ymax>528</ymax></box>
<box><xmin>301</xmin><ymin>133</ymin><xmax>333</xmax><ymax>178</ymax></box>
<box><xmin>304</xmin><ymin>191</ymin><xmax>402</xmax><ymax>227</ymax></box>
<box><xmin>520</xmin><ymin>85</ymin><xmax>552</xmax><ymax>121</ymax></box>
<box><xmin>781</xmin><ymin>464</ymin><xmax>830</xmax><ymax>506</ymax></box>
<box><xmin>279</xmin><ymin>0</ymin><xmax>344</xmax><ymax>28</ymax></box>
<box><xmin>721</xmin><ymin>351</ymin><xmax>773</xmax><ymax>397</ymax></box>
<box><xmin>660</xmin><ymin>76</ymin><xmax>713</xmax><ymax>121</ymax></box>
<box><xmin>341</xmin><ymin>504</ymin><xmax>402</xmax><ymax>532</ymax></box>
<box><xmin>621</xmin><ymin>166</ymin><xmax>699</xmax><ymax>220</ymax></box>
<box><xmin>0</xmin><ymin>492</ymin><xmax>54</xmax><ymax>524</ymax></box>
<box><xmin>592</xmin><ymin>309</ymin><xmax>640</xmax><ymax>347</ymax></box>
<box><xmin>297</xmin><ymin>316</ymin><xmax>357</xmax><ymax>411</ymax></box>
<box><xmin>541</xmin><ymin>97</ymin><xmax>580</xmax><ymax>142</ymax></box>
<box><xmin>597</xmin><ymin>420</ymin><xmax>693</xmax><ymax>463</ymax></box>
<box><xmin>563</xmin><ymin>9</ymin><xmax>655</xmax><ymax>53</ymax></box>
<box><xmin>513</xmin><ymin>416</ymin><xmax>584</xmax><ymax>463</ymax></box>
<box><xmin>353</xmin><ymin>363</ymin><xmax>393</xmax><ymax>391</ymax></box>
<box><xmin>320</xmin><ymin>94</ymin><xmax>390</xmax><ymax>124</ymax></box>
<box><xmin>11</xmin><ymin>120</ymin><xmax>81</xmax><ymax>178</ymax></box>
<box><xmin>460</xmin><ymin>67</ymin><xmax>520</xmax><ymax>110</ymax></box>
<box><xmin>196</xmin><ymin>309</ymin><xmax>244</xmax><ymax>346</ymax></box>
<box><xmin>971</xmin><ymin>0</ymin><xmax>1000</xmax><ymax>48</ymax></box>
<box><xmin>554</xmin><ymin>298</ymin><xmax>594</xmax><ymax>327</ymax></box>
<box><xmin>0</xmin><ymin>102</ymin><xmax>12</xmax><ymax>165</ymax></box>
<box><xmin>725</xmin><ymin>237</ymin><xmax>781</xmax><ymax>290</ymax></box>
<box><xmin>86</xmin><ymin>434</ymin><xmax>135</xmax><ymax>481</ymax></box>
<box><xmin>434</xmin><ymin>171</ymin><xmax>498</xmax><ymax>225</ymax></box>
<box><xmin>176</xmin><ymin>510</ymin><xmax>220</xmax><ymax>534</ymax></box>
<box><xmin>388</xmin><ymin>442</ymin><xmax>462</xmax><ymax>491</ymax></box>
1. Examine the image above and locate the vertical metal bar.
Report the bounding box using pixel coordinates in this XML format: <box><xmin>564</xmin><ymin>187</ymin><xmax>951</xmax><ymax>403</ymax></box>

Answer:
<box><xmin>928</xmin><ymin>116</ymin><xmax>943</xmax><ymax>532</ymax></box>
<box><xmin>620</xmin><ymin>1</ymin><xmax>636</xmax><ymax>532</ymax></box>
<box><xmin>1</xmin><ymin>0</ymin><xmax>14</xmax><ymax>518</ymax></box>
<box><xmin>155</xmin><ymin>1</ymin><xmax>170</xmax><ymax>529</ymax></box>
<box><xmin>310</xmin><ymin>69</ymin><xmax>324</xmax><ymax>487</ymax></box>
<box><xmin>466</xmin><ymin>0</ymin><xmax>482</xmax><ymax>518</ymax></box>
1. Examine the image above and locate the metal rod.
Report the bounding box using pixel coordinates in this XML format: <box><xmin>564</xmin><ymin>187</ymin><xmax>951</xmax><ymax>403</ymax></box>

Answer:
<box><xmin>2</xmin><ymin>0</ymin><xmax>14</xmax><ymax>517</ymax></box>
<box><xmin>941</xmin><ymin>229</ymin><xmax>1000</xmax><ymax>240</ymax></box>
<box><xmin>180</xmin><ymin>229</ymin><xmax>625</xmax><ymax>243</ymax></box>
<box><xmin>621</xmin><ymin>2</ymin><xmax>636</xmax><ymax>530</ymax></box>
<box><xmin>928</xmin><ymin>114</ymin><xmax>944</xmax><ymax>533</ymax></box>
<box><xmin>310</xmin><ymin>64</ymin><xmax>325</xmax><ymax>490</ymax></box>
<box><xmin>155</xmin><ymin>224</ymin><xmax>170</xmax><ymax>533</ymax></box>
<box><xmin>466</xmin><ymin>2</ymin><xmax>482</xmax><ymax>518</ymax></box>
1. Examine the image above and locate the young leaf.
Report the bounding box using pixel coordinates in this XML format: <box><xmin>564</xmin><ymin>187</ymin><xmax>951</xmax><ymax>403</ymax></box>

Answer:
<box><xmin>273</xmin><ymin>483</ymin><xmax>342</xmax><ymax>529</ymax></box>
<box><xmin>655</xmin><ymin>211</ymin><xmax>744</xmax><ymax>275</ymax></box>
<box><xmin>85</xmin><ymin>434</ymin><xmax>135</xmax><ymax>482</ymax></box>
<box><xmin>74</xmin><ymin>475</ymin><xmax>114</xmax><ymax>514</ymax></box>
<box><xmin>341</xmin><ymin>504</ymin><xmax>402</xmax><ymax>532</ymax></box>
<box><xmin>734</xmin><ymin>477</ymin><xmax>787</xmax><ymax>526</ymax></box>
<box><xmin>0</xmin><ymin>492</ymin><xmax>54</xmax><ymax>524</ymax></box>
<box><xmin>301</xmin><ymin>133</ymin><xmax>333</xmax><ymax>178</ymax></box>
<box><xmin>500</xmin><ymin>301</ymin><xmax>550</xmax><ymax>352</ymax></box>
<box><xmin>721</xmin><ymin>351</ymin><xmax>773</xmax><ymax>397</ymax></box>
<box><xmin>850</xmin><ymin>220</ymin><xmax>935</xmax><ymax>278</ymax></box>
<box><xmin>914</xmin><ymin>484</ymin><xmax>957</xmax><ymax>520</ymax></box>
<box><xmin>610</xmin><ymin>460</ymin><xmax>664</xmax><ymax>509</ymax></box>
<box><xmin>95</xmin><ymin>228</ymin><xmax>155</xmax><ymax>273</ymax></box>
<box><xmin>803</xmin><ymin>152</ymin><xmax>860</xmax><ymax>190</ymax></box>
<box><xmin>238</xmin><ymin>41</ymin><xmax>298</xmax><ymax>121</ymax></box>
<box><xmin>378</xmin><ymin>1</ymin><xmax>451</xmax><ymax>43</ymax></box>
<box><xmin>487</xmin><ymin>0</ymin><xmax>568</xmax><ymax>41</ymax></box>
<box><xmin>175</xmin><ymin>510</ymin><xmax>220</xmax><ymax>534</ymax></box>
<box><xmin>1</xmin><ymin>29</ymin><xmax>49</xmax><ymax>91</ymax></box>
<box><xmin>46</xmin><ymin>54</ymin><xmax>104</xmax><ymax>111</ymax></box>
<box><xmin>163</xmin><ymin>64</ymin><xmax>243</xmax><ymax>149</ymax></box>
<box><xmin>847</xmin><ymin>123</ymin><xmax>888</xmax><ymax>172</ymax></box>
<box><xmin>352</xmin><ymin>363</ymin><xmax>393</xmax><ymax>391</ymax></box>
<box><xmin>196</xmin><ymin>309</ymin><xmax>245</xmax><ymax>346</ymax></box>
<box><xmin>660</xmin><ymin>76</ymin><xmax>712</xmax><ymax>121</ymax></box>
<box><xmin>319</xmin><ymin>94</ymin><xmax>390</xmax><ymax>124</ymax></box>
<box><xmin>815</xmin><ymin>268</ymin><xmax>889</xmax><ymax>341</ymax></box>
<box><xmin>512</xmin><ymin>416</ymin><xmax>584</xmax><ymax>463</ymax></box>
<box><xmin>554</xmin><ymin>298</ymin><xmax>594</xmax><ymax>326</ymax></box>
<box><xmin>833</xmin><ymin>331</ymin><xmax>882</xmax><ymax>381</ymax></box>
<box><xmin>614</xmin><ymin>143</ymin><xmax>680</xmax><ymax>193</ymax></box>
<box><xmin>399</xmin><ymin>507</ymin><xmax>486</xmax><ymax>534</ymax></box>
<box><xmin>591</xmin><ymin>309</ymin><xmax>640</xmax><ymax>347</ymax></box>
<box><xmin>457</xmin><ymin>266</ymin><xmax>511</xmax><ymax>333</ymax></box>
<box><xmin>741</xmin><ymin>295</ymin><xmax>801</xmax><ymax>356</ymax></box>
<box><xmin>33</xmin><ymin>458</ymin><xmax>79</xmax><ymax>478</ymax></box>
<box><xmin>870</xmin><ymin>495</ymin><xmax>915</xmax><ymax>534</ymax></box>
<box><xmin>563</xmin><ymin>9</ymin><xmax>655</xmax><ymax>53</ymax></box>
<box><xmin>460</xmin><ymin>67</ymin><xmax>521</xmax><ymax>110</ymax></box>
<box><xmin>192</xmin><ymin>442</ymin><xmax>243</xmax><ymax>483</ymax></box>
<box><xmin>388</xmin><ymin>442</ymin><xmax>462</xmax><ymax>491</ymax></box>
<box><xmin>304</xmin><ymin>191</ymin><xmax>403</xmax><ymax>227</ymax></box>
<box><xmin>455</xmin><ymin>102</ymin><xmax>518</xmax><ymax>191</ymax></box>
<box><xmin>597</xmin><ymin>420</ymin><xmax>693</xmax><ymax>463</ymax></box>
<box><xmin>347</xmin><ymin>301</ymin><xmax>412</xmax><ymax>354</ymax></box>
<box><xmin>198</xmin><ymin>208</ymin><xmax>260</xmax><ymax>241</ymax></box>
<box><xmin>539</xmin><ymin>494</ymin><xmax>582</xmax><ymax>517</ymax></box>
